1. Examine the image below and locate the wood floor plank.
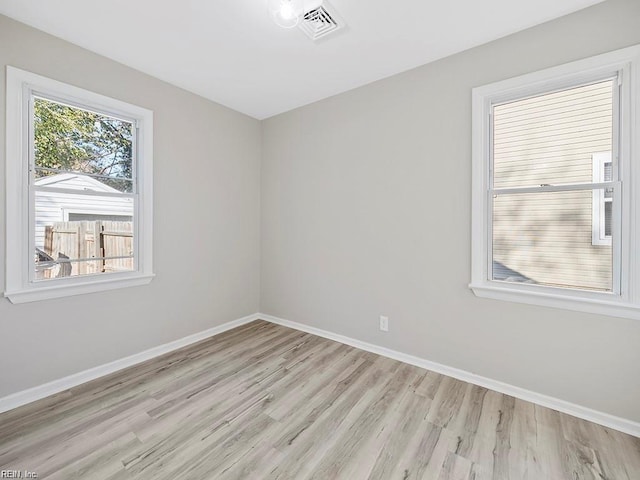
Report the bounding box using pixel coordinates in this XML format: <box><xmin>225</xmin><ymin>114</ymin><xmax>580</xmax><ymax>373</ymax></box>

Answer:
<box><xmin>457</xmin><ymin>388</ymin><xmax>503</xmax><ymax>473</ymax></box>
<box><xmin>492</xmin><ymin>394</ymin><xmax>516</xmax><ymax>479</ymax></box>
<box><xmin>427</xmin><ymin>376</ymin><xmax>469</xmax><ymax>429</ymax></box>
<box><xmin>411</xmin><ymin>426</ymin><xmax>458</xmax><ymax>479</ymax></box>
<box><xmin>413</xmin><ymin>370</ymin><xmax>443</xmax><ymax>399</ymax></box>
<box><xmin>307</xmin><ymin>367</ymin><xmax>425</xmax><ymax>480</ymax></box>
<box><xmin>303</xmin><ymin>364</ymin><xmax>416</xmax><ymax>480</ymax></box>
<box><xmin>365</xmin><ymin>389</ymin><xmax>432</xmax><ymax>480</ymax></box>
<box><xmin>0</xmin><ymin>321</ymin><xmax>637</xmax><ymax>480</ymax></box>
<box><xmin>507</xmin><ymin>398</ymin><xmax>542</xmax><ymax>479</ymax></box>
<box><xmin>266</xmin><ymin>358</ymin><xmax>393</xmax><ymax>479</ymax></box>
<box><xmin>44</xmin><ymin>432</ymin><xmax>142</xmax><ymax>480</ymax></box>
<box><xmin>437</xmin><ymin>451</ymin><xmax>473</xmax><ymax>480</ymax></box>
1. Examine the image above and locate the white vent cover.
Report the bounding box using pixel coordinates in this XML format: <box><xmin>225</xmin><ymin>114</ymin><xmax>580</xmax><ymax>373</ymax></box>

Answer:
<box><xmin>298</xmin><ymin>2</ymin><xmax>343</xmax><ymax>41</ymax></box>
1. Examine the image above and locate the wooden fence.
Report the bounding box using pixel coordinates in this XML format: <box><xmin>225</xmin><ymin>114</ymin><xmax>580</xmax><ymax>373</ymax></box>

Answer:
<box><xmin>41</xmin><ymin>221</ymin><xmax>133</xmax><ymax>278</ymax></box>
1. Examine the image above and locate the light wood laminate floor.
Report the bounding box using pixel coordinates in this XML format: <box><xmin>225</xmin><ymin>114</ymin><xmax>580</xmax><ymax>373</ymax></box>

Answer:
<box><xmin>1</xmin><ymin>320</ymin><xmax>639</xmax><ymax>479</ymax></box>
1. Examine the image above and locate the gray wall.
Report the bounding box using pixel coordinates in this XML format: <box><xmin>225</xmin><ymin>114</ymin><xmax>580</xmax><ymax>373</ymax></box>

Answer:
<box><xmin>0</xmin><ymin>15</ymin><xmax>261</xmax><ymax>397</ymax></box>
<box><xmin>3</xmin><ymin>0</ymin><xmax>640</xmax><ymax>425</ymax></box>
<box><xmin>261</xmin><ymin>0</ymin><xmax>640</xmax><ymax>422</ymax></box>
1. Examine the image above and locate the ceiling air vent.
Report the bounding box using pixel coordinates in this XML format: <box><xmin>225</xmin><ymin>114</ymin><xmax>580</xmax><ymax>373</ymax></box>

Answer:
<box><xmin>299</xmin><ymin>2</ymin><xmax>343</xmax><ymax>41</ymax></box>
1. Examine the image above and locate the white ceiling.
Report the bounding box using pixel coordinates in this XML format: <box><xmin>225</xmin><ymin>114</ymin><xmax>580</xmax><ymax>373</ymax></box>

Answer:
<box><xmin>0</xmin><ymin>0</ymin><xmax>604</xmax><ymax>119</ymax></box>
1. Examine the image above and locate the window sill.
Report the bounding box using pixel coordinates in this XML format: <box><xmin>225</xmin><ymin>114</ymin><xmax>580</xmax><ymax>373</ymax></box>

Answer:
<box><xmin>4</xmin><ymin>273</ymin><xmax>155</xmax><ymax>304</ymax></box>
<box><xmin>469</xmin><ymin>283</ymin><xmax>640</xmax><ymax>321</ymax></box>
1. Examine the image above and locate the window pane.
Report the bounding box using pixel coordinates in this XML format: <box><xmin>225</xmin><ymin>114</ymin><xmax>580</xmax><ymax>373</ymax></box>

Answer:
<box><xmin>492</xmin><ymin>189</ymin><xmax>612</xmax><ymax>292</ymax></box>
<box><xmin>604</xmin><ymin>162</ymin><xmax>613</xmax><ymax>182</ymax></box>
<box><xmin>493</xmin><ymin>80</ymin><xmax>614</xmax><ymax>188</ymax></box>
<box><xmin>33</xmin><ymin>96</ymin><xmax>133</xmax><ymax>181</ymax></box>
<box><xmin>34</xmin><ymin>192</ymin><xmax>134</xmax><ymax>281</ymax></box>
<box><xmin>604</xmin><ymin>201</ymin><xmax>612</xmax><ymax>237</ymax></box>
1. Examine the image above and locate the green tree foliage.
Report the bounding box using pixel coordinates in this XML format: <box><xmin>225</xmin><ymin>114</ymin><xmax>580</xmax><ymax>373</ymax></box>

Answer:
<box><xmin>34</xmin><ymin>98</ymin><xmax>133</xmax><ymax>191</ymax></box>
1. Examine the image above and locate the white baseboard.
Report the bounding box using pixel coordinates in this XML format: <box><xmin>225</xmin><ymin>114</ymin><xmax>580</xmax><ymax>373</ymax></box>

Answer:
<box><xmin>259</xmin><ymin>313</ymin><xmax>640</xmax><ymax>438</ymax></box>
<box><xmin>0</xmin><ymin>313</ymin><xmax>260</xmax><ymax>414</ymax></box>
<box><xmin>2</xmin><ymin>311</ymin><xmax>638</xmax><ymax>438</ymax></box>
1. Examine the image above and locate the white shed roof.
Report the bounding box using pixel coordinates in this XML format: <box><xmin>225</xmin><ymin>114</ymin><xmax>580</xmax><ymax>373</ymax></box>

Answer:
<box><xmin>35</xmin><ymin>172</ymin><xmax>124</xmax><ymax>192</ymax></box>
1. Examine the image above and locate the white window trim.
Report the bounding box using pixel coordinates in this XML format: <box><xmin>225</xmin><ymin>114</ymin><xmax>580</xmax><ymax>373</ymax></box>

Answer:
<box><xmin>5</xmin><ymin>67</ymin><xmax>154</xmax><ymax>304</ymax></box>
<box><xmin>470</xmin><ymin>44</ymin><xmax>640</xmax><ymax>321</ymax></box>
<box><xmin>591</xmin><ymin>152</ymin><xmax>612</xmax><ymax>246</ymax></box>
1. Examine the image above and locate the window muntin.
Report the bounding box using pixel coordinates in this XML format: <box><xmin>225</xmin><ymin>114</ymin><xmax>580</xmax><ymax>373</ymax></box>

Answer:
<box><xmin>489</xmin><ymin>78</ymin><xmax>619</xmax><ymax>293</ymax></box>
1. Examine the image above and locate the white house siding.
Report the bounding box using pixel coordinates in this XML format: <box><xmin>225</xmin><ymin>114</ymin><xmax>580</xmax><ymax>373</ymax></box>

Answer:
<box><xmin>492</xmin><ymin>80</ymin><xmax>613</xmax><ymax>291</ymax></box>
<box><xmin>34</xmin><ymin>174</ymin><xmax>134</xmax><ymax>251</ymax></box>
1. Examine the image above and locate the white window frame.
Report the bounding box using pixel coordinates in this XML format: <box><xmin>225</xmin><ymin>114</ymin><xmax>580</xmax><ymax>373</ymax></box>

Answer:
<box><xmin>592</xmin><ymin>152</ymin><xmax>613</xmax><ymax>246</ymax></box>
<box><xmin>5</xmin><ymin>67</ymin><xmax>154</xmax><ymax>304</ymax></box>
<box><xmin>470</xmin><ymin>45</ymin><xmax>640</xmax><ymax>321</ymax></box>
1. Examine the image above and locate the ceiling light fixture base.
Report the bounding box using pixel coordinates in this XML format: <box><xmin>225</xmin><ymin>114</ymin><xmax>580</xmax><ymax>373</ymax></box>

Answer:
<box><xmin>268</xmin><ymin>0</ymin><xmax>306</xmax><ymax>29</ymax></box>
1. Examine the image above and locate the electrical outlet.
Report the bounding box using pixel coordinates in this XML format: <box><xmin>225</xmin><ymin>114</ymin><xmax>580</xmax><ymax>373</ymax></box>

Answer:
<box><xmin>379</xmin><ymin>315</ymin><xmax>389</xmax><ymax>332</ymax></box>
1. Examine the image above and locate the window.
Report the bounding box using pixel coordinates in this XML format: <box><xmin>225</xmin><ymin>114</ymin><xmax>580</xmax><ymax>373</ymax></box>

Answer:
<box><xmin>470</xmin><ymin>45</ymin><xmax>640</xmax><ymax>320</ymax></box>
<box><xmin>5</xmin><ymin>67</ymin><xmax>153</xmax><ymax>303</ymax></box>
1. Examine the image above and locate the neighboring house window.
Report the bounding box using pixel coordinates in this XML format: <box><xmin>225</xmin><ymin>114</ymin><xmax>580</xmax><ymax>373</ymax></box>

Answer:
<box><xmin>5</xmin><ymin>67</ymin><xmax>153</xmax><ymax>303</ymax></box>
<box><xmin>592</xmin><ymin>152</ymin><xmax>613</xmax><ymax>246</ymax></box>
<box><xmin>470</xmin><ymin>45</ymin><xmax>640</xmax><ymax>320</ymax></box>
